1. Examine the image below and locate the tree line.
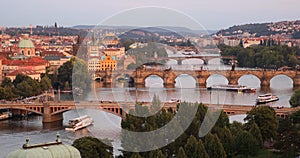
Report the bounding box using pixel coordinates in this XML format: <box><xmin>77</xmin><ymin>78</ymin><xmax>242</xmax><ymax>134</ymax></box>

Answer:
<box><xmin>71</xmin><ymin>95</ymin><xmax>300</xmax><ymax>158</ymax></box>
<box><xmin>220</xmin><ymin>44</ymin><xmax>300</xmax><ymax>69</ymax></box>
<box><xmin>0</xmin><ymin>74</ymin><xmax>51</xmax><ymax>101</ymax></box>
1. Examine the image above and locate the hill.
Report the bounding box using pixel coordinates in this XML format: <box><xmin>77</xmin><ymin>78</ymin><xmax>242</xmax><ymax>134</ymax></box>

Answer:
<box><xmin>216</xmin><ymin>20</ymin><xmax>300</xmax><ymax>38</ymax></box>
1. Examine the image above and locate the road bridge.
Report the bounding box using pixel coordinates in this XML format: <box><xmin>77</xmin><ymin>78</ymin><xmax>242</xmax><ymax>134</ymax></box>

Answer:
<box><xmin>0</xmin><ymin>101</ymin><xmax>299</xmax><ymax>126</ymax></box>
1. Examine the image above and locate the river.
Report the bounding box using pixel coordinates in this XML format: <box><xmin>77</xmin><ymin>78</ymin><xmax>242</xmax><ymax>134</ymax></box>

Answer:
<box><xmin>0</xmin><ymin>58</ymin><xmax>296</xmax><ymax>157</ymax></box>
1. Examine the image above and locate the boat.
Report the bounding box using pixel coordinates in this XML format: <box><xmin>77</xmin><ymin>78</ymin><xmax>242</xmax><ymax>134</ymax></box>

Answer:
<box><xmin>65</xmin><ymin>115</ymin><xmax>93</xmax><ymax>131</ymax></box>
<box><xmin>0</xmin><ymin>112</ymin><xmax>12</xmax><ymax>120</ymax></box>
<box><xmin>207</xmin><ymin>84</ymin><xmax>256</xmax><ymax>93</ymax></box>
<box><xmin>256</xmin><ymin>93</ymin><xmax>279</xmax><ymax>104</ymax></box>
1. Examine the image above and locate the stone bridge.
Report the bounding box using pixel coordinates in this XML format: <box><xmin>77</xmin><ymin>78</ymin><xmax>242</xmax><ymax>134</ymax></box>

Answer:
<box><xmin>94</xmin><ymin>68</ymin><xmax>300</xmax><ymax>88</ymax></box>
<box><xmin>150</xmin><ymin>55</ymin><xmax>226</xmax><ymax>65</ymax></box>
<box><xmin>0</xmin><ymin>101</ymin><xmax>299</xmax><ymax>127</ymax></box>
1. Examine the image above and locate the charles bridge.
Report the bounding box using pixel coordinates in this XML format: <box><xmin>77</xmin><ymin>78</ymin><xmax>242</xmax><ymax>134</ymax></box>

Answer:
<box><xmin>94</xmin><ymin>68</ymin><xmax>300</xmax><ymax>88</ymax></box>
<box><xmin>0</xmin><ymin>100</ymin><xmax>299</xmax><ymax>127</ymax></box>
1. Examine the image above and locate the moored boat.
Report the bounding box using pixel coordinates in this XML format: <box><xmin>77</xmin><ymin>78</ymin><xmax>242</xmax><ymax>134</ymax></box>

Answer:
<box><xmin>0</xmin><ymin>112</ymin><xmax>12</xmax><ymax>121</ymax></box>
<box><xmin>256</xmin><ymin>93</ymin><xmax>279</xmax><ymax>104</ymax></box>
<box><xmin>65</xmin><ymin>115</ymin><xmax>93</xmax><ymax>131</ymax></box>
<box><xmin>207</xmin><ymin>84</ymin><xmax>256</xmax><ymax>93</ymax></box>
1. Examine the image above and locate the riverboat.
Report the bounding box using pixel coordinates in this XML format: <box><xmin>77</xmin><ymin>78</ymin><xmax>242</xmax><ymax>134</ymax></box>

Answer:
<box><xmin>256</xmin><ymin>93</ymin><xmax>279</xmax><ymax>104</ymax></box>
<box><xmin>207</xmin><ymin>84</ymin><xmax>256</xmax><ymax>93</ymax></box>
<box><xmin>65</xmin><ymin>115</ymin><xmax>93</xmax><ymax>131</ymax></box>
<box><xmin>0</xmin><ymin>112</ymin><xmax>12</xmax><ymax>120</ymax></box>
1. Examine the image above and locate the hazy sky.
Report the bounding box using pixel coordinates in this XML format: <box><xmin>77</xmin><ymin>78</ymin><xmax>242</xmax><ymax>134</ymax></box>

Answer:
<box><xmin>1</xmin><ymin>0</ymin><xmax>299</xmax><ymax>30</ymax></box>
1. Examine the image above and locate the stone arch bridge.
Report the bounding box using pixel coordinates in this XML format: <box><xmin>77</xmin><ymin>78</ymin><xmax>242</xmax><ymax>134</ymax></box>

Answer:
<box><xmin>94</xmin><ymin>68</ymin><xmax>300</xmax><ymax>88</ymax></box>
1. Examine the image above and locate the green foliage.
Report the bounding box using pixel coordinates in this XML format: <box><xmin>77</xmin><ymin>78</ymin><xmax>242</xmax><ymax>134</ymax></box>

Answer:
<box><xmin>290</xmin><ymin>89</ymin><xmax>300</xmax><ymax>107</ymax></box>
<box><xmin>177</xmin><ymin>147</ymin><xmax>187</xmax><ymax>158</ymax></box>
<box><xmin>275</xmin><ymin>111</ymin><xmax>300</xmax><ymax>157</ymax></box>
<box><xmin>56</xmin><ymin>57</ymin><xmax>91</xmax><ymax>91</ymax></box>
<box><xmin>184</xmin><ymin>135</ymin><xmax>209</xmax><ymax>158</ymax></box>
<box><xmin>220</xmin><ymin>45</ymin><xmax>300</xmax><ymax>68</ymax></box>
<box><xmin>204</xmin><ymin>132</ymin><xmax>227</xmax><ymax>158</ymax></box>
<box><xmin>234</xmin><ymin>131</ymin><xmax>260</xmax><ymax>157</ymax></box>
<box><xmin>126</xmin><ymin>42</ymin><xmax>167</xmax><ymax>67</ymax></box>
<box><xmin>244</xmin><ymin>106</ymin><xmax>279</xmax><ymax>142</ymax></box>
<box><xmin>213</xmin><ymin>127</ymin><xmax>234</xmax><ymax>157</ymax></box>
<box><xmin>40</xmin><ymin>76</ymin><xmax>52</xmax><ymax>91</ymax></box>
<box><xmin>72</xmin><ymin>136</ymin><xmax>113</xmax><ymax>158</ymax></box>
<box><xmin>247</xmin><ymin>122</ymin><xmax>264</xmax><ymax>147</ymax></box>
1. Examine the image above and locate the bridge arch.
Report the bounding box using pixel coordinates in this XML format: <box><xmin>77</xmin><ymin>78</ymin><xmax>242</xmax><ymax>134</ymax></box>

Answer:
<box><xmin>238</xmin><ymin>74</ymin><xmax>261</xmax><ymax>88</ymax></box>
<box><xmin>206</xmin><ymin>74</ymin><xmax>229</xmax><ymax>87</ymax></box>
<box><xmin>175</xmin><ymin>74</ymin><xmax>197</xmax><ymax>88</ymax></box>
<box><xmin>270</xmin><ymin>74</ymin><xmax>293</xmax><ymax>88</ymax></box>
<box><xmin>145</xmin><ymin>75</ymin><xmax>164</xmax><ymax>88</ymax></box>
<box><xmin>181</xmin><ymin>58</ymin><xmax>204</xmax><ymax>65</ymax></box>
<box><xmin>0</xmin><ymin>107</ymin><xmax>43</xmax><ymax>115</ymax></box>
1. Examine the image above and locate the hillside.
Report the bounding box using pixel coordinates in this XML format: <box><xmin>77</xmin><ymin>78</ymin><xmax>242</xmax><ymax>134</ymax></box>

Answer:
<box><xmin>216</xmin><ymin>20</ymin><xmax>300</xmax><ymax>38</ymax></box>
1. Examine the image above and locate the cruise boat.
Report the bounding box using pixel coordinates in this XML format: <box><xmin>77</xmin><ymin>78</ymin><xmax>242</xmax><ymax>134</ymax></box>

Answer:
<box><xmin>0</xmin><ymin>112</ymin><xmax>12</xmax><ymax>121</ymax></box>
<box><xmin>256</xmin><ymin>93</ymin><xmax>279</xmax><ymax>104</ymax></box>
<box><xmin>65</xmin><ymin>115</ymin><xmax>93</xmax><ymax>131</ymax></box>
<box><xmin>207</xmin><ymin>84</ymin><xmax>256</xmax><ymax>93</ymax></box>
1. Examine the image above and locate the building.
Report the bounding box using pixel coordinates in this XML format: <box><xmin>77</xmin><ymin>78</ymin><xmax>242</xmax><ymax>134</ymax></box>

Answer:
<box><xmin>102</xmin><ymin>33</ymin><xmax>119</xmax><ymax>47</ymax></box>
<box><xmin>18</xmin><ymin>39</ymin><xmax>36</xmax><ymax>57</ymax></box>
<box><xmin>103</xmin><ymin>47</ymin><xmax>125</xmax><ymax>60</ymax></box>
<box><xmin>88</xmin><ymin>57</ymin><xmax>101</xmax><ymax>72</ymax></box>
<box><xmin>6</xmin><ymin>134</ymin><xmax>81</xmax><ymax>158</ymax></box>
<box><xmin>6</xmin><ymin>70</ymin><xmax>41</xmax><ymax>81</ymax></box>
<box><xmin>2</xmin><ymin>57</ymin><xmax>49</xmax><ymax>75</ymax></box>
<box><xmin>100</xmin><ymin>55</ymin><xmax>116</xmax><ymax>71</ymax></box>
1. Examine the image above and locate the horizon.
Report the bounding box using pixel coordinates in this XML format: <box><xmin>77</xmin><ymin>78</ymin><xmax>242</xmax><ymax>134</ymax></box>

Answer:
<box><xmin>2</xmin><ymin>18</ymin><xmax>300</xmax><ymax>31</ymax></box>
<box><xmin>1</xmin><ymin>0</ymin><xmax>299</xmax><ymax>30</ymax></box>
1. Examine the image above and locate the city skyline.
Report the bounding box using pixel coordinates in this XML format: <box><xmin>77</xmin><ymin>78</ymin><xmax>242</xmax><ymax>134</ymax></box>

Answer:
<box><xmin>1</xmin><ymin>0</ymin><xmax>299</xmax><ymax>30</ymax></box>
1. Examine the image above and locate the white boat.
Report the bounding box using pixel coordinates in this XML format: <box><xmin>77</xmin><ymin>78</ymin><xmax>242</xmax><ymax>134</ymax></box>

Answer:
<box><xmin>256</xmin><ymin>93</ymin><xmax>279</xmax><ymax>104</ymax></box>
<box><xmin>0</xmin><ymin>112</ymin><xmax>12</xmax><ymax>120</ymax></box>
<box><xmin>207</xmin><ymin>84</ymin><xmax>256</xmax><ymax>93</ymax></box>
<box><xmin>65</xmin><ymin>115</ymin><xmax>93</xmax><ymax>131</ymax></box>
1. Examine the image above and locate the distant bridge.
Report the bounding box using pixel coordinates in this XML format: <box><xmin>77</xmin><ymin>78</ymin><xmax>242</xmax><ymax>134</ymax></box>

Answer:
<box><xmin>94</xmin><ymin>68</ymin><xmax>300</xmax><ymax>88</ymax></box>
<box><xmin>147</xmin><ymin>54</ymin><xmax>234</xmax><ymax>65</ymax></box>
<box><xmin>0</xmin><ymin>101</ymin><xmax>299</xmax><ymax>126</ymax></box>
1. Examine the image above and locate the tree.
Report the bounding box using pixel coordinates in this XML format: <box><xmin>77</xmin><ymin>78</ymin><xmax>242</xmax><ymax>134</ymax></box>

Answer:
<box><xmin>204</xmin><ymin>132</ymin><xmax>226</xmax><ymax>158</ymax></box>
<box><xmin>72</xmin><ymin>136</ymin><xmax>113</xmax><ymax>158</ymax></box>
<box><xmin>1</xmin><ymin>77</ymin><xmax>13</xmax><ymax>87</ymax></box>
<box><xmin>213</xmin><ymin>127</ymin><xmax>234</xmax><ymax>157</ymax></box>
<box><xmin>247</xmin><ymin>122</ymin><xmax>263</xmax><ymax>147</ymax></box>
<box><xmin>234</xmin><ymin>131</ymin><xmax>259</xmax><ymax>157</ymax></box>
<box><xmin>57</xmin><ymin>57</ymin><xmax>91</xmax><ymax>91</ymax></box>
<box><xmin>150</xmin><ymin>94</ymin><xmax>161</xmax><ymax>114</ymax></box>
<box><xmin>177</xmin><ymin>147</ymin><xmax>187</xmax><ymax>158</ymax></box>
<box><xmin>290</xmin><ymin>89</ymin><xmax>300</xmax><ymax>107</ymax></box>
<box><xmin>40</xmin><ymin>76</ymin><xmax>52</xmax><ymax>91</ymax></box>
<box><xmin>184</xmin><ymin>135</ymin><xmax>209</xmax><ymax>158</ymax></box>
<box><xmin>130</xmin><ymin>152</ymin><xmax>142</xmax><ymax>158</ymax></box>
<box><xmin>275</xmin><ymin>110</ymin><xmax>300</xmax><ymax>157</ymax></box>
<box><xmin>244</xmin><ymin>106</ymin><xmax>279</xmax><ymax>142</ymax></box>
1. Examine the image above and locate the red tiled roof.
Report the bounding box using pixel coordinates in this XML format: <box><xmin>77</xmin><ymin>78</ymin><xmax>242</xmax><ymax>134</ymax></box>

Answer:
<box><xmin>6</xmin><ymin>70</ymin><xmax>40</xmax><ymax>76</ymax></box>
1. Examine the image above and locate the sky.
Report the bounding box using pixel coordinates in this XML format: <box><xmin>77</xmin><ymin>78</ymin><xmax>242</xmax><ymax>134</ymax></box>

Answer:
<box><xmin>1</xmin><ymin>0</ymin><xmax>299</xmax><ymax>30</ymax></box>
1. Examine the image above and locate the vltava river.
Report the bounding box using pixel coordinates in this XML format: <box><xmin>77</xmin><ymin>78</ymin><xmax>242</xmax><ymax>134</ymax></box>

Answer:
<box><xmin>0</xmin><ymin>58</ymin><xmax>296</xmax><ymax>157</ymax></box>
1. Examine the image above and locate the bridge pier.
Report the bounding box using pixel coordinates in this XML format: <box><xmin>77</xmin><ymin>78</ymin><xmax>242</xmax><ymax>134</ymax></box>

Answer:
<box><xmin>293</xmin><ymin>73</ymin><xmax>300</xmax><ymax>87</ymax></box>
<box><xmin>42</xmin><ymin>103</ymin><xmax>63</xmax><ymax>127</ymax></box>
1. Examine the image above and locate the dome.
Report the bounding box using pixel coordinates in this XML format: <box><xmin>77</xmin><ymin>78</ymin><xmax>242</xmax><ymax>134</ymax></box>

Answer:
<box><xmin>18</xmin><ymin>39</ymin><xmax>34</xmax><ymax>48</ymax></box>
<box><xmin>6</xmin><ymin>135</ymin><xmax>81</xmax><ymax>158</ymax></box>
<box><xmin>6</xmin><ymin>144</ymin><xmax>81</xmax><ymax>158</ymax></box>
